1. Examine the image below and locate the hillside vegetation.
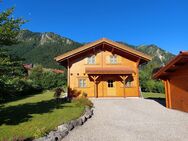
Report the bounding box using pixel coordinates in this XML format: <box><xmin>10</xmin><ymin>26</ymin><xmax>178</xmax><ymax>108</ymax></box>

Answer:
<box><xmin>2</xmin><ymin>30</ymin><xmax>82</xmax><ymax>69</ymax></box>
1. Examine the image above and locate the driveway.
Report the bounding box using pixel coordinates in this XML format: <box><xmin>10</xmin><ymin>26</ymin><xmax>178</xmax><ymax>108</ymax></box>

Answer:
<box><xmin>63</xmin><ymin>98</ymin><xmax>188</xmax><ymax>141</ymax></box>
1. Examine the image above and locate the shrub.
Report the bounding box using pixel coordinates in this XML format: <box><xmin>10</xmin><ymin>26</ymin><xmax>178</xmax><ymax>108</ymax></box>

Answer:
<box><xmin>68</xmin><ymin>87</ymin><xmax>81</xmax><ymax>99</ymax></box>
<box><xmin>72</xmin><ymin>96</ymin><xmax>93</xmax><ymax>108</ymax></box>
<box><xmin>54</xmin><ymin>88</ymin><xmax>65</xmax><ymax>103</ymax></box>
<box><xmin>140</xmin><ymin>78</ymin><xmax>164</xmax><ymax>93</ymax></box>
<box><xmin>0</xmin><ymin>78</ymin><xmax>42</xmax><ymax>103</ymax></box>
<box><xmin>145</xmin><ymin>80</ymin><xmax>155</xmax><ymax>92</ymax></box>
<box><xmin>154</xmin><ymin>81</ymin><xmax>165</xmax><ymax>93</ymax></box>
<box><xmin>54</xmin><ymin>88</ymin><xmax>64</xmax><ymax>98</ymax></box>
<box><xmin>29</xmin><ymin>65</ymin><xmax>66</xmax><ymax>90</ymax></box>
<box><xmin>139</xmin><ymin>66</ymin><xmax>165</xmax><ymax>93</ymax></box>
<box><xmin>82</xmin><ymin>92</ymin><xmax>88</xmax><ymax>98</ymax></box>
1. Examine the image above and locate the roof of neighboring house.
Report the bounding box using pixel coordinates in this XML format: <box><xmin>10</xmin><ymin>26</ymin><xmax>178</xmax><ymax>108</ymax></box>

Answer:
<box><xmin>153</xmin><ymin>51</ymin><xmax>188</xmax><ymax>80</ymax></box>
<box><xmin>85</xmin><ymin>67</ymin><xmax>135</xmax><ymax>74</ymax></box>
<box><xmin>23</xmin><ymin>64</ymin><xmax>64</xmax><ymax>74</ymax></box>
<box><xmin>23</xmin><ymin>64</ymin><xmax>33</xmax><ymax>70</ymax></box>
<box><xmin>54</xmin><ymin>38</ymin><xmax>152</xmax><ymax>64</ymax></box>
<box><xmin>51</xmin><ymin>69</ymin><xmax>64</xmax><ymax>74</ymax></box>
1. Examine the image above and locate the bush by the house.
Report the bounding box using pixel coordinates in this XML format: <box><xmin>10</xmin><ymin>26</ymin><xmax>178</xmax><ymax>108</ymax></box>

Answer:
<box><xmin>29</xmin><ymin>65</ymin><xmax>66</xmax><ymax>90</ymax></box>
<box><xmin>72</xmin><ymin>96</ymin><xmax>93</xmax><ymax>108</ymax></box>
<box><xmin>139</xmin><ymin>66</ymin><xmax>165</xmax><ymax>93</ymax></box>
<box><xmin>0</xmin><ymin>78</ymin><xmax>42</xmax><ymax>103</ymax></box>
<box><xmin>68</xmin><ymin>87</ymin><xmax>81</xmax><ymax>99</ymax></box>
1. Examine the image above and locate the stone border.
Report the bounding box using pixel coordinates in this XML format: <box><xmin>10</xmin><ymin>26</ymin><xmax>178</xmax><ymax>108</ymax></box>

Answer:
<box><xmin>34</xmin><ymin>107</ymin><xmax>94</xmax><ymax>141</ymax></box>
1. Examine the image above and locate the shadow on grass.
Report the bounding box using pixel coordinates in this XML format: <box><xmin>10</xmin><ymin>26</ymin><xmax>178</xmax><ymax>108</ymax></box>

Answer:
<box><xmin>0</xmin><ymin>105</ymin><xmax>4</xmax><ymax>109</ymax></box>
<box><xmin>0</xmin><ymin>99</ymin><xmax>71</xmax><ymax>126</ymax></box>
<box><xmin>0</xmin><ymin>91</ymin><xmax>42</xmax><ymax>104</ymax></box>
<box><xmin>145</xmin><ymin>97</ymin><xmax>166</xmax><ymax>107</ymax></box>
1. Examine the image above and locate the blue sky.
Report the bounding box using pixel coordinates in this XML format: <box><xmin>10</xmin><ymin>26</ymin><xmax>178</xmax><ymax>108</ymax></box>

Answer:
<box><xmin>1</xmin><ymin>0</ymin><xmax>188</xmax><ymax>54</ymax></box>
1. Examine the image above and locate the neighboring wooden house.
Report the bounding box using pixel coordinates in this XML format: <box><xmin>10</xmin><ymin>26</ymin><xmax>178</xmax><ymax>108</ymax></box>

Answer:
<box><xmin>153</xmin><ymin>51</ymin><xmax>188</xmax><ymax>112</ymax></box>
<box><xmin>55</xmin><ymin>38</ymin><xmax>151</xmax><ymax>97</ymax></box>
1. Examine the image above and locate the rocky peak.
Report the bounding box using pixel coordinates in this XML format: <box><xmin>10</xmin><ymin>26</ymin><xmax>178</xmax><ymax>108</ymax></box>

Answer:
<box><xmin>40</xmin><ymin>32</ymin><xmax>56</xmax><ymax>45</ymax></box>
<box><xmin>137</xmin><ymin>44</ymin><xmax>175</xmax><ymax>66</ymax></box>
<box><xmin>17</xmin><ymin>30</ymin><xmax>74</xmax><ymax>46</ymax></box>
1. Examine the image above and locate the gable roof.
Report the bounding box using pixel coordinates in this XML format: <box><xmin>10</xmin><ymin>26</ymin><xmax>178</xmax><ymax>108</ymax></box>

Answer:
<box><xmin>153</xmin><ymin>51</ymin><xmax>188</xmax><ymax>79</ymax></box>
<box><xmin>54</xmin><ymin>38</ymin><xmax>152</xmax><ymax>63</ymax></box>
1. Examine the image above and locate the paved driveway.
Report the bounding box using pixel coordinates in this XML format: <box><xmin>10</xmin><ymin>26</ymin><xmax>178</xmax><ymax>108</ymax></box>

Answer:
<box><xmin>63</xmin><ymin>98</ymin><xmax>188</xmax><ymax>141</ymax></box>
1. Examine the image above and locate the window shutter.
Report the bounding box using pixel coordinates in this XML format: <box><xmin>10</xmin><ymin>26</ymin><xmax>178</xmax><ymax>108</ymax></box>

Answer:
<box><xmin>85</xmin><ymin>58</ymin><xmax>88</xmax><ymax>64</ymax></box>
<box><xmin>117</xmin><ymin>56</ymin><xmax>122</xmax><ymax>64</ymax></box>
<box><xmin>106</xmin><ymin>56</ymin><xmax>110</xmax><ymax>64</ymax></box>
<box><xmin>75</xmin><ymin>78</ymin><xmax>78</xmax><ymax>87</ymax></box>
<box><xmin>86</xmin><ymin>78</ymin><xmax>89</xmax><ymax>87</ymax></box>
<box><xmin>92</xmin><ymin>55</ymin><xmax>95</xmax><ymax>64</ymax></box>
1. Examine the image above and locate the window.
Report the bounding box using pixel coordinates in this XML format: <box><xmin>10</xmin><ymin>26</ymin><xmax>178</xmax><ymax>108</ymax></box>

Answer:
<box><xmin>125</xmin><ymin>79</ymin><xmax>132</xmax><ymax>87</ymax></box>
<box><xmin>108</xmin><ymin>80</ymin><xmax>114</xmax><ymax>87</ymax></box>
<box><xmin>87</xmin><ymin>55</ymin><xmax>95</xmax><ymax>64</ymax></box>
<box><xmin>79</xmin><ymin>79</ymin><xmax>86</xmax><ymax>88</ymax></box>
<box><xmin>110</xmin><ymin>55</ymin><xmax>117</xmax><ymax>64</ymax></box>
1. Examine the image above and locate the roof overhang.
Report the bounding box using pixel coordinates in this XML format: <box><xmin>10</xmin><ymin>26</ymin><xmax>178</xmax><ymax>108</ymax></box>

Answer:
<box><xmin>85</xmin><ymin>67</ymin><xmax>135</xmax><ymax>75</ymax></box>
<box><xmin>153</xmin><ymin>51</ymin><xmax>188</xmax><ymax>80</ymax></box>
<box><xmin>54</xmin><ymin>38</ymin><xmax>152</xmax><ymax>65</ymax></box>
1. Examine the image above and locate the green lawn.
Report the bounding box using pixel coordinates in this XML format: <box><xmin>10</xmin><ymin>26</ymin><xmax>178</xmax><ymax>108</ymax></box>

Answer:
<box><xmin>141</xmin><ymin>92</ymin><xmax>165</xmax><ymax>99</ymax></box>
<box><xmin>0</xmin><ymin>91</ymin><xmax>85</xmax><ymax>140</ymax></box>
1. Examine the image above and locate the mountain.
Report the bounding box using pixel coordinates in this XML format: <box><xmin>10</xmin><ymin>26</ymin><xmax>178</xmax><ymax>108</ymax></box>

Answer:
<box><xmin>137</xmin><ymin>45</ymin><xmax>175</xmax><ymax>66</ymax></box>
<box><xmin>3</xmin><ymin>30</ymin><xmax>175</xmax><ymax>70</ymax></box>
<box><xmin>3</xmin><ymin>30</ymin><xmax>82</xmax><ymax>69</ymax></box>
<box><xmin>118</xmin><ymin>42</ymin><xmax>175</xmax><ymax>67</ymax></box>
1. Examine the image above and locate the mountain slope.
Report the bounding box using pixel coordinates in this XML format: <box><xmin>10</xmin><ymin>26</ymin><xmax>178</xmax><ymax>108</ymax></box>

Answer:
<box><xmin>119</xmin><ymin>42</ymin><xmax>175</xmax><ymax>67</ymax></box>
<box><xmin>137</xmin><ymin>45</ymin><xmax>175</xmax><ymax>66</ymax></box>
<box><xmin>3</xmin><ymin>30</ymin><xmax>82</xmax><ymax>69</ymax></box>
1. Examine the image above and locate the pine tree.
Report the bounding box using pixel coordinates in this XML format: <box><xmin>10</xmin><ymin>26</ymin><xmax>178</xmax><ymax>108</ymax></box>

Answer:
<box><xmin>0</xmin><ymin>4</ymin><xmax>26</xmax><ymax>101</ymax></box>
<box><xmin>0</xmin><ymin>7</ymin><xmax>26</xmax><ymax>45</ymax></box>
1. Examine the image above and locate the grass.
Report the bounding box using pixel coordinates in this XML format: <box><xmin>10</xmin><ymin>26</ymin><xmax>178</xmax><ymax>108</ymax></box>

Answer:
<box><xmin>0</xmin><ymin>91</ymin><xmax>85</xmax><ymax>140</ymax></box>
<box><xmin>141</xmin><ymin>92</ymin><xmax>165</xmax><ymax>99</ymax></box>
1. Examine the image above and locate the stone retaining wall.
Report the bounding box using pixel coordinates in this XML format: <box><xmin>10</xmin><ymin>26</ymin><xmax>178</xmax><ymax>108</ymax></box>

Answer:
<box><xmin>34</xmin><ymin>107</ymin><xmax>94</xmax><ymax>141</ymax></box>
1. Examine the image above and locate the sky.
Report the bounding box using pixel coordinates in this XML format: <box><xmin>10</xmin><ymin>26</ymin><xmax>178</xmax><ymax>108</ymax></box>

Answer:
<box><xmin>1</xmin><ymin>0</ymin><xmax>188</xmax><ymax>55</ymax></box>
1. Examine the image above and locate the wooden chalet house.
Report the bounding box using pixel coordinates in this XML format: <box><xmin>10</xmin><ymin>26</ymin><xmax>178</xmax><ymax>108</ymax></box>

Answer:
<box><xmin>55</xmin><ymin>38</ymin><xmax>151</xmax><ymax>98</ymax></box>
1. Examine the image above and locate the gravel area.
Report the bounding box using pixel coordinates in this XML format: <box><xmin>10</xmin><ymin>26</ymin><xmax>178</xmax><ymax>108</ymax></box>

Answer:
<box><xmin>63</xmin><ymin>98</ymin><xmax>188</xmax><ymax>141</ymax></box>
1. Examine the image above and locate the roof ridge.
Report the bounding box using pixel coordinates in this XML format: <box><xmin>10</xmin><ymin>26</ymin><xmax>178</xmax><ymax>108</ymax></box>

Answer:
<box><xmin>54</xmin><ymin>38</ymin><xmax>152</xmax><ymax>62</ymax></box>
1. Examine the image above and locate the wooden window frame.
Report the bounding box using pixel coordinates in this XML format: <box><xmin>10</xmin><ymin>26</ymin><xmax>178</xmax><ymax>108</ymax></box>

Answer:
<box><xmin>78</xmin><ymin>79</ymin><xmax>87</xmax><ymax>88</ymax></box>
<box><xmin>109</xmin><ymin>55</ymin><xmax>117</xmax><ymax>64</ymax></box>
<box><xmin>108</xmin><ymin>80</ymin><xmax>114</xmax><ymax>87</ymax></box>
<box><xmin>125</xmin><ymin>79</ymin><xmax>133</xmax><ymax>87</ymax></box>
<box><xmin>87</xmin><ymin>55</ymin><xmax>96</xmax><ymax>64</ymax></box>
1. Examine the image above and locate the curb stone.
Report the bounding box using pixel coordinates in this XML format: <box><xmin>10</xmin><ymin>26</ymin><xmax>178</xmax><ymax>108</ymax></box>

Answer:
<box><xmin>65</xmin><ymin>122</ymin><xmax>74</xmax><ymax>131</ymax></box>
<box><xmin>34</xmin><ymin>107</ymin><xmax>94</xmax><ymax>141</ymax></box>
<box><xmin>80</xmin><ymin>115</ymin><xmax>86</xmax><ymax>123</ymax></box>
